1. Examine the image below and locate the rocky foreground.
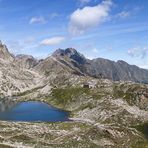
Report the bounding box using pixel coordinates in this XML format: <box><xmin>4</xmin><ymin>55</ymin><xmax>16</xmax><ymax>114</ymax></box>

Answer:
<box><xmin>0</xmin><ymin>77</ymin><xmax>148</xmax><ymax>148</ymax></box>
<box><xmin>0</xmin><ymin>42</ymin><xmax>148</xmax><ymax>147</ymax></box>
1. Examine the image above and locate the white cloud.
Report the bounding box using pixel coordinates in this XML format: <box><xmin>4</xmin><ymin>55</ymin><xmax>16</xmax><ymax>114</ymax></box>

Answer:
<box><xmin>6</xmin><ymin>41</ymin><xmax>24</xmax><ymax>54</ymax></box>
<box><xmin>92</xmin><ymin>48</ymin><xmax>99</xmax><ymax>53</ymax></box>
<box><xmin>127</xmin><ymin>47</ymin><xmax>148</xmax><ymax>58</ymax></box>
<box><xmin>69</xmin><ymin>0</ymin><xmax>112</xmax><ymax>36</ymax></box>
<box><xmin>29</xmin><ymin>13</ymin><xmax>59</xmax><ymax>24</ymax></box>
<box><xmin>29</xmin><ymin>16</ymin><xmax>46</xmax><ymax>24</ymax></box>
<box><xmin>50</xmin><ymin>13</ymin><xmax>59</xmax><ymax>19</ymax></box>
<box><xmin>24</xmin><ymin>37</ymin><xmax>35</xmax><ymax>44</ymax></box>
<box><xmin>6</xmin><ymin>38</ymin><xmax>38</xmax><ymax>55</ymax></box>
<box><xmin>40</xmin><ymin>36</ymin><xmax>65</xmax><ymax>46</ymax></box>
<box><xmin>79</xmin><ymin>0</ymin><xmax>91</xmax><ymax>5</ymax></box>
<box><xmin>117</xmin><ymin>11</ymin><xmax>130</xmax><ymax>19</ymax></box>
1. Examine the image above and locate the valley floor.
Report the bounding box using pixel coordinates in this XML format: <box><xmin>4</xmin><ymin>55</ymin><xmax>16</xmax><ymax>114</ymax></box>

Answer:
<box><xmin>0</xmin><ymin>78</ymin><xmax>148</xmax><ymax>148</ymax></box>
<box><xmin>0</xmin><ymin>120</ymin><xmax>147</xmax><ymax>148</ymax></box>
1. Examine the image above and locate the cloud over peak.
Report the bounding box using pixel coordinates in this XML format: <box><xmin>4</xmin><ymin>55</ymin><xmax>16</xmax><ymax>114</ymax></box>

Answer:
<box><xmin>79</xmin><ymin>0</ymin><xmax>91</xmax><ymax>5</ymax></box>
<box><xmin>69</xmin><ymin>0</ymin><xmax>113</xmax><ymax>36</ymax></box>
<box><xmin>117</xmin><ymin>11</ymin><xmax>130</xmax><ymax>18</ymax></box>
<box><xmin>29</xmin><ymin>16</ymin><xmax>46</xmax><ymax>24</ymax></box>
<box><xmin>128</xmin><ymin>46</ymin><xmax>148</xmax><ymax>59</ymax></box>
<box><xmin>40</xmin><ymin>36</ymin><xmax>65</xmax><ymax>46</ymax></box>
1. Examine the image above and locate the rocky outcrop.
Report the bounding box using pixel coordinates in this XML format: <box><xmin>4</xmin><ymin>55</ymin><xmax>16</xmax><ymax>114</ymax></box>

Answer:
<box><xmin>15</xmin><ymin>76</ymin><xmax>148</xmax><ymax>148</ymax></box>
<box><xmin>0</xmin><ymin>41</ymin><xmax>43</xmax><ymax>97</ymax></box>
<box><xmin>0</xmin><ymin>41</ymin><xmax>14</xmax><ymax>61</ymax></box>
<box><xmin>52</xmin><ymin>48</ymin><xmax>86</xmax><ymax>65</ymax></box>
<box><xmin>15</xmin><ymin>54</ymin><xmax>39</xmax><ymax>69</ymax></box>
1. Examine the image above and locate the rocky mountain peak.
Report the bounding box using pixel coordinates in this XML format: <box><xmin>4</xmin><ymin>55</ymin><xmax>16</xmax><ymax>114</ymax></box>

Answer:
<box><xmin>65</xmin><ymin>48</ymin><xmax>77</xmax><ymax>55</ymax></box>
<box><xmin>16</xmin><ymin>54</ymin><xmax>39</xmax><ymax>69</ymax></box>
<box><xmin>52</xmin><ymin>49</ymin><xmax>65</xmax><ymax>57</ymax></box>
<box><xmin>117</xmin><ymin>60</ymin><xmax>128</xmax><ymax>65</ymax></box>
<box><xmin>16</xmin><ymin>54</ymin><xmax>37</xmax><ymax>61</ymax></box>
<box><xmin>52</xmin><ymin>48</ymin><xmax>86</xmax><ymax>64</ymax></box>
<box><xmin>0</xmin><ymin>40</ymin><xmax>14</xmax><ymax>61</ymax></box>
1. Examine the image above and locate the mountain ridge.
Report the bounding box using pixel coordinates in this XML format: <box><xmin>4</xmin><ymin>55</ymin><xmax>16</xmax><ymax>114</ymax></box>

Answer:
<box><xmin>49</xmin><ymin>48</ymin><xmax>148</xmax><ymax>83</ymax></box>
<box><xmin>0</xmin><ymin>41</ymin><xmax>148</xmax><ymax>83</ymax></box>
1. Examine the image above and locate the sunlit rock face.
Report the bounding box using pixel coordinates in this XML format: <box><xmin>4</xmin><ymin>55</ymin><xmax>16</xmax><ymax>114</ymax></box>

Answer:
<box><xmin>15</xmin><ymin>54</ymin><xmax>39</xmax><ymax>69</ymax></box>
<box><xmin>0</xmin><ymin>41</ymin><xmax>14</xmax><ymax>62</ymax></box>
<box><xmin>52</xmin><ymin>48</ymin><xmax>86</xmax><ymax>65</ymax></box>
<box><xmin>0</xmin><ymin>41</ymin><xmax>43</xmax><ymax>97</ymax></box>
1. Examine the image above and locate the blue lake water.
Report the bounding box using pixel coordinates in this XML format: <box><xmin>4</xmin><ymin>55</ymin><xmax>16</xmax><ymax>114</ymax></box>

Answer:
<box><xmin>0</xmin><ymin>101</ymin><xmax>69</xmax><ymax>122</ymax></box>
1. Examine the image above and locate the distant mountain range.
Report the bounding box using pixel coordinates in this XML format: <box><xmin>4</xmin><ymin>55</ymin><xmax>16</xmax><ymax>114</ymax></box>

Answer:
<box><xmin>39</xmin><ymin>48</ymin><xmax>148</xmax><ymax>84</ymax></box>
<box><xmin>0</xmin><ymin>41</ymin><xmax>148</xmax><ymax>89</ymax></box>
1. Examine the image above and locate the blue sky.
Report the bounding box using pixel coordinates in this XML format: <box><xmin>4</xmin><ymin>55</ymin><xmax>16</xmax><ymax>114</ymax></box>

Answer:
<box><xmin>0</xmin><ymin>0</ymin><xmax>148</xmax><ymax>69</ymax></box>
